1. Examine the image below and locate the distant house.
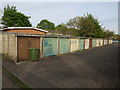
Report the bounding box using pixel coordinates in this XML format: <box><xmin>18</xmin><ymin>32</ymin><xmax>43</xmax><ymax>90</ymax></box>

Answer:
<box><xmin>0</xmin><ymin>27</ymin><xmax>48</xmax><ymax>34</ymax></box>
<box><xmin>47</xmin><ymin>29</ymin><xmax>71</xmax><ymax>36</ymax></box>
<box><xmin>47</xmin><ymin>29</ymin><xmax>60</xmax><ymax>35</ymax></box>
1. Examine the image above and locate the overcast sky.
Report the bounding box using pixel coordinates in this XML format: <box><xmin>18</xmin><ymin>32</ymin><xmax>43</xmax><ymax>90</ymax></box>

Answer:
<box><xmin>1</xmin><ymin>2</ymin><xmax>118</xmax><ymax>34</ymax></box>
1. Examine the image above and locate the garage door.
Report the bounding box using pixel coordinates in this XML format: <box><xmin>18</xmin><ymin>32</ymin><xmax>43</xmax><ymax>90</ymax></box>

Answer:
<box><xmin>59</xmin><ymin>38</ymin><xmax>69</xmax><ymax>54</ymax></box>
<box><xmin>17</xmin><ymin>37</ymin><xmax>40</xmax><ymax>61</ymax></box>
<box><xmin>92</xmin><ymin>39</ymin><xmax>96</xmax><ymax>48</ymax></box>
<box><xmin>84</xmin><ymin>39</ymin><xmax>89</xmax><ymax>49</ymax></box>
<box><xmin>43</xmin><ymin>38</ymin><xmax>58</xmax><ymax>57</ymax></box>
<box><xmin>70</xmin><ymin>39</ymin><xmax>79</xmax><ymax>52</ymax></box>
<box><xmin>79</xmin><ymin>39</ymin><xmax>84</xmax><ymax>50</ymax></box>
<box><xmin>89</xmin><ymin>39</ymin><xmax>92</xmax><ymax>48</ymax></box>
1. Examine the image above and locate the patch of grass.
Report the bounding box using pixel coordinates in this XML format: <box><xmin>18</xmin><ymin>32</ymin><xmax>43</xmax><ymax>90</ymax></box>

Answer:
<box><xmin>2</xmin><ymin>67</ymin><xmax>32</xmax><ymax>89</ymax></box>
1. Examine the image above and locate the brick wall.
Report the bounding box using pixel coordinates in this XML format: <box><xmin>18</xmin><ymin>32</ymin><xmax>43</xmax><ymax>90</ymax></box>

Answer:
<box><xmin>4</xmin><ymin>29</ymin><xmax>48</xmax><ymax>34</ymax></box>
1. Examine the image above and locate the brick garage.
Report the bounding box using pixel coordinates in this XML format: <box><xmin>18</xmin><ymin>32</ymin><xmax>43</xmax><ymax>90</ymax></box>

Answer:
<box><xmin>2</xmin><ymin>27</ymin><xmax>48</xmax><ymax>34</ymax></box>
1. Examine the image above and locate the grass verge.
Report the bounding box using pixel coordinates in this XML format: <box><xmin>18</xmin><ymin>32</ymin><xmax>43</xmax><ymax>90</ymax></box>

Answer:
<box><xmin>2</xmin><ymin>67</ymin><xmax>32</xmax><ymax>89</ymax></box>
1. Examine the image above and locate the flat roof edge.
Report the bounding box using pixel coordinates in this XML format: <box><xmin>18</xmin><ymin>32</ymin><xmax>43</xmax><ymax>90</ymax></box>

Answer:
<box><xmin>3</xmin><ymin>27</ymin><xmax>48</xmax><ymax>32</ymax></box>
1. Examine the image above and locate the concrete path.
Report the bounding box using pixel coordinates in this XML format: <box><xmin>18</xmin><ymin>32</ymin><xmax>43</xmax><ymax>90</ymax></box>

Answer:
<box><xmin>2</xmin><ymin>43</ymin><xmax>119</xmax><ymax>88</ymax></box>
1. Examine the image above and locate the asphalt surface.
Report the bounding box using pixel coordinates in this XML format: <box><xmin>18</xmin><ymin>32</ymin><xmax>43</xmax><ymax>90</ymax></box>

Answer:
<box><xmin>2</xmin><ymin>42</ymin><xmax>119</xmax><ymax>88</ymax></box>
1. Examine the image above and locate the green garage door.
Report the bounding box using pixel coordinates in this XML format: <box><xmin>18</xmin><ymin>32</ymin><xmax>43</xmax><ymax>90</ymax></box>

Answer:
<box><xmin>43</xmin><ymin>38</ymin><xmax>58</xmax><ymax>57</ymax></box>
<box><xmin>92</xmin><ymin>39</ymin><xmax>96</xmax><ymax>48</ymax></box>
<box><xmin>59</xmin><ymin>38</ymin><xmax>69</xmax><ymax>54</ymax></box>
<box><xmin>79</xmin><ymin>39</ymin><xmax>84</xmax><ymax>50</ymax></box>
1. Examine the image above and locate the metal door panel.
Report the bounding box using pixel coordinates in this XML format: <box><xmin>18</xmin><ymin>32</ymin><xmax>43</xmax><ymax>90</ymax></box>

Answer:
<box><xmin>96</xmin><ymin>39</ymin><xmax>99</xmax><ymax>47</ymax></box>
<box><xmin>84</xmin><ymin>39</ymin><xmax>89</xmax><ymax>49</ymax></box>
<box><xmin>17</xmin><ymin>37</ymin><xmax>29</xmax><ymax>61</ymax></box>
<box><xmin>17</xmin><ymin>37</ymin><xmax>40</xmax><ymax>61</ymax></box>
<box><xmin>59</xmin><ymin>38</ymin><xmax>69</xmax><ymax>54</ymax></box>
<box><xmin>43</xmin><ymin>38</ymin><xmax>58</xmax><ymax>57</ymax></box>
<box><xmin>92</xmin><ymin>39</ymin><xmax>96</xmax><ymax>47</ymax></box>
<box><xmin>89</xmin><ymin>39</ymin><xmax>92</xmax><ymax>48</ymax></box>
<box><xmin>70</xmin><ymin>39</ymin><xmax>79</xmax><ymax>52</ymax></box>
<box><xmin>79</xmin><ymin>39</ymin><xmax>84</xmax><ymax>50</ymax></box>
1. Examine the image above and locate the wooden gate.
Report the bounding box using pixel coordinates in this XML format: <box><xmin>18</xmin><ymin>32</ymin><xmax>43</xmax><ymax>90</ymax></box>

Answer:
<box><xmin>17</xmin><ymin>36</ymin><xmax>40</xmax><ymax>61</ymax></box>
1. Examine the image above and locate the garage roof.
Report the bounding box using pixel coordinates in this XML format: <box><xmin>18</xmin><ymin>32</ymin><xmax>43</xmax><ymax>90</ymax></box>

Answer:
<box><xmin>1</xmin><ymin>27</ymin><xmax>48</xmax><ymax>32</ymax></box>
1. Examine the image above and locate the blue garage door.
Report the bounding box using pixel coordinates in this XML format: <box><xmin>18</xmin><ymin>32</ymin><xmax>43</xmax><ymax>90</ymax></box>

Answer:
<box><xmin>43</xmin><ymin>38</ymin><xmax>58</xmax><ymax>57</ymax></box>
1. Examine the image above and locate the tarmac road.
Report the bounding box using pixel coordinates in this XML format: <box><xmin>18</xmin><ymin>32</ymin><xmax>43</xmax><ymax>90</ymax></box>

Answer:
<box><xmin>2</xmin><ymin>42</ymin><xmax>119</xmax><ymax>88</ymax></box>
